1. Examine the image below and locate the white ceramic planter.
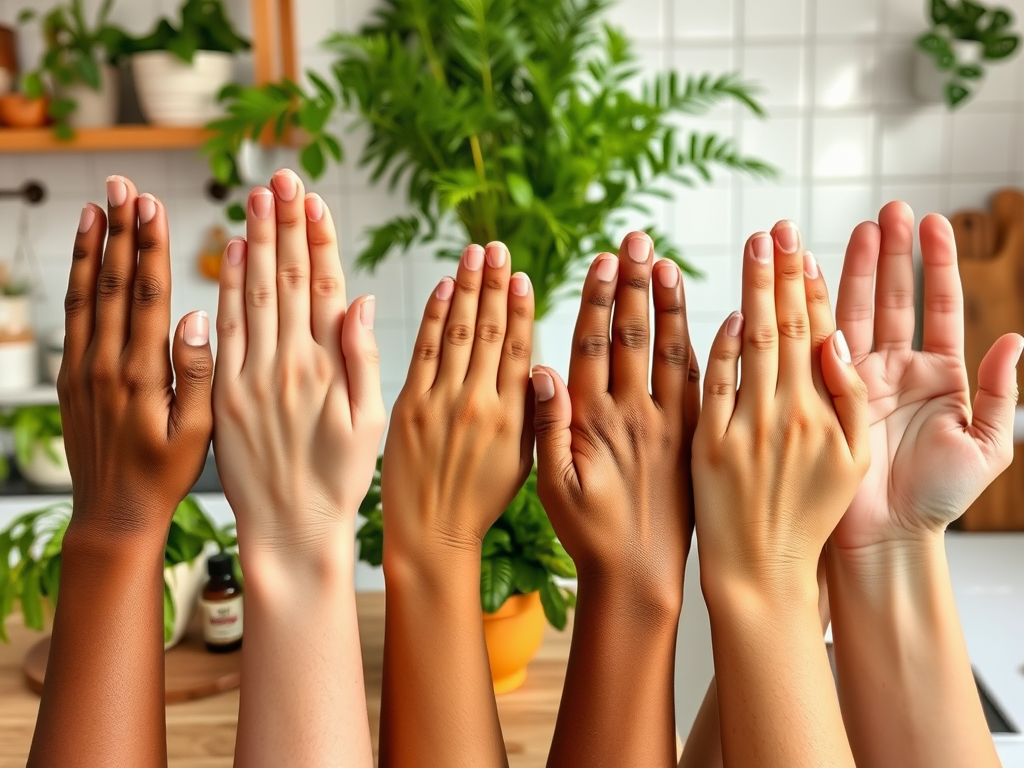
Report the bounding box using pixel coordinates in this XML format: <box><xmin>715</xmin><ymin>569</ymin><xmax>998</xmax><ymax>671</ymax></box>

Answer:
<box><xmin>56</xmin><ymin>64</ymin><xmax>119</xmax><ymax>128</ymax></box>
<box><xmin>132</xmin><ymin>51</ymin><xmax>234</xmax><ymax>125</ymax></box>
<box><xmin>16</xmin><ymin>437</ymin><xmax>71</xmax><ymax>491</ymax></box>
<box><xmin>0</xmin><ymin>340</ymin><xmax>38</xmax><ymax>393</ymax></box>
<box><xmin>164</xmin><ymin>550</ymin><xmax>211</xmax><ymax>650</ymax></box>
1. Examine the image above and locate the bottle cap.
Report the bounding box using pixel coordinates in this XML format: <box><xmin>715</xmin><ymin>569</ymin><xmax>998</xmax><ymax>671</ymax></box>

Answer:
<box><xmin>207</xmin><ymin>552</ymin><xmax>234</xmax><ymax>578</ymax></box>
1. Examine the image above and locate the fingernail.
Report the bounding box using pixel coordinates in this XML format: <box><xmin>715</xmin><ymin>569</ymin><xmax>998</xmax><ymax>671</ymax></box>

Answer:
<box><xmin>272</xmin><ymin>170</ymin><xmax>298</xmax><ymax>202</ymax></box>
<box><xmin>726</xmin><ymin>311</ymin><xmax>744</xmax><ymax>338</ymax></box>
<box><xmin>596</xmin><ymin>257</ymin><xmax>618</xmax><ymax>282</ymax></box>
<box><xmin>183</xmin><ymin>311</ymin><xmax>209</xmax><ymax>347</ymax></box>
<box><xmin>78</xmin><ymin>205</ymin><xmax>95</xmax><ymax>234</ymax></box>
<box><xmin>511</xmin><ymin>272</ymin><xmax>530</xmax><ymax>297</ymax></box>
<box><xmin>106</xmin><ymin>176</ymin><xmax>127</xmax><ymax>208</ymax></box>
<box><xmin>775</xmin><ymin>221</ymin><xmax>799</xmax><ymax>254</ymax></box>
<box><xmin>657</xmin><ymin>261</ymin><xmax>679</xmax><ymax>289</ymax></box>
<box><xmin>251</xmin><ymin>190</ymin><xmax>273</xmax><ymax>220</ymax></box>
<box><xmin>138</xmin><ymin>194</ymin><xmax>157</xmax><ymax>225</ymax></box>
<box><xmin>627</xmin><ymin>235</ymin><xmax>651</xmax><ymax>263</ymax></box>
<box><xmin>305</xmin><ymin>194</ymin><xmax>324</xmax><ymax>222</ymax></box>
<box><xmin>436</xmin><ymin>277</ymin><xmax>455</xmax><ymax>301</ymax></box>
<box><xmin>834</xmin><ymin>330</ymin><xmax>852</xmax><ymax>364</ymax></box>
<box><xmin>463</xmin><ymin>244</ymin><xmax>484</xmax><ymax>271</ymax></box>
<box><xmin>803</xmin><ymin>251</ymin><xmax>819</xmax><ymax>279</ymax></box>
<box><xmin>751</xmin><ymin>234</ymin><xmax>772</xmax><ymax>264</ymax></box>
<box><xmin>226</xmin><ymin>238</ymin><xmax>245</xmax><ymax>267</ymax></box>
<box><xmin>485</xmin><ymin>242</ymin><xmax>507</xmax><ymax>269</ymax></box>
<box><xmin>1015</xmin><ymin>336</ymin><xmax>1024</xmax><ymax>363</ymax></box>
<box><xmin>533</xmin><ymin>369</ymin><xmax>555</xmax><ymax>402</ymax></box>
<box><xmin>360</xmin><ymin>296</ymin><xmax>376</xmax><ymax>330</ymax></box>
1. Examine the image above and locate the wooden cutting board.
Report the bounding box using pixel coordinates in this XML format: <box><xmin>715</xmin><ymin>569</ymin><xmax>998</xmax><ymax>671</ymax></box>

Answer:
<box><xmin>951</xmin><ymin>188</ymin><xmax>1024</xmax><ymax>531</ymax></box>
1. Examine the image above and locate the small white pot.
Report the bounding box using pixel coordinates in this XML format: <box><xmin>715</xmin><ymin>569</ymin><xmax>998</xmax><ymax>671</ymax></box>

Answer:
<box><xmin>16</xmin><ymin>437</ymin><xmax>71</xmax><ymax>490</ymax></box>
<box><xmin>132</xmin><ymin>51</ymin><xmax>234</xmax><ymax>126</ymax></box>
<box><xmin>164</xmin><ymin>550</ymin><xmax>211</xmax><ymax>650</ymax></box>
<box><xmin>914</xmin><ymin>40</ymin><xmax>984</xmax><ymax>104</ymax></box>
<box><xmin>56</xmin><ymin>64</ymin><xmax>119</xmax><ymax>128</ymax></box>
<box><xmin>0</xmin><ymin>340</ymin><xmax>38</xmax><ymax>393</ymax></box>
<box><xmin>0</xmin><ymin>294</ymin><xmax>32</xmax><ymax>337</ymax></box>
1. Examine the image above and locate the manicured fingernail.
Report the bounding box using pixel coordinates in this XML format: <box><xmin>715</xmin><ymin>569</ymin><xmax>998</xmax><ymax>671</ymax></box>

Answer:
<box><xmin>251</xmin><ymin>190</ymin><xmax>273</xmax><ymax>220</ymax></box>
<box><xmin>751</xmin><ymin>234</ymin><xmax>772</xmax><ymax>264</ymax></box>
<box><xmin>775</xmin><ymin>220</ymin><xmax>799</xmax><ymax>254</ymax></box>
<box><xmin>138</xmin><ymin>193</ymin><xmax>157</xmax><ymax>224</ymax></box>
<box><xmin>596</xmin><ymin>257</ymin><xmax>618</xmax><ymax>282</ymax></box>
<box><xmin>78</xmin><ymin>205</ymin><xmax>95</xmax><ymax>234</ymax></box>
<box><xmin>627</xmin><ymin>235</ymin><xmax>651</xmax><ymax>263</ymax></box>
<box><xmin>533</xmin><ymin>369</ymin><xmax>555</xmax><ymax>402</ymax></box>
<box><xmin>486</xmin><ymin>242</ymin><xmax>507</xmax><ymax>269</ymax></box>
<box><xmin>803</xmin><ymin>251</ymin><xmax>819</xmax><ymax>279</ymax></box>
<box><xmin>305</xmin><ymin>194</ymin><xmax>324</xmax><ymax>222</ymax></box>
<box><xmin>463</xmin><ymin>244</ymin><xmax>484</xmax><ymax>271</ymax></box>
<box><xmin>834</xmin><ymin>330</ymin><xmax>852</xmax><ymax>364</ymax></box>
<box><xmin>272</xmin><ymin>170</ymin><xmax>298</xmax><ymax>202</ymax></box>
<box><xmin>183</xmin><ymin>311</ymin><xmax>209</xmax><ymax>347</ymax></box>
<box><xmin>1015</xmin><ymin>335</ymin><xmax>1024</xmax><ymax>364</ymax></box>
<box><xmin>226</xmin><ymin>238</ymin><xmax>245</xmax><ymax>267</ymax></box>
<box><xmin>511</xmin><ymin>272</ymin><xmax>530</xmax><ymax>297</ymax></box>
<box><xmin>436</xmin><ymin>277</ymin><xmax>455</xmax><ymax>301</ymax></box>
<box><xmin>726</xmin><ymin>311</ymin><xmax>744</xmax><ymax>338</ymax></box>
<box><xmin>657</xmin><ymin>261</ymin><xmax>679</xmax><ymax>288</ymax></box>
<box><xmin>106</xmin><ymin>176</ymin><xmax>127</xmax><ymax>208</ymax></box>
<box><xmin>360</xmin><ymin>296</ymin><xmax>376</xmax><ymax>330</ymax></box>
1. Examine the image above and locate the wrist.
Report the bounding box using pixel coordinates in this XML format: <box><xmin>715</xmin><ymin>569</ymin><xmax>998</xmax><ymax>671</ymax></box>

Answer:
<box><xmin>575</xmin><ymin>562</ymin><xmax>682</xmax><ymax>629</ymax></box>
<box><xmin>240</xmin><ymin>521</ymin><xmax>356</xmax><ymax>595</ymax></box>
<box><xmin>703</xmin><ymin>567</ymin><xmax>820</xmax><ymax>631</ymax></box>
<box><xmin>64</xmin><ymin>509</ymin><xmax>170</xmax><ymax>562</ymax></box>
<box><xmin>383</xmin><ymin>537</ymin><xmax>482</xmax><ymax>596</ymax></box>
<box><xmin>828</xmin><ymin>532</ymin><xmax>946</xmax><ymax>587</ymax></box>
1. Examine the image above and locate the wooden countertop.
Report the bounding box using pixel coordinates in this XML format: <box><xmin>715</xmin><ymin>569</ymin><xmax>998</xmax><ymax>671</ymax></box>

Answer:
<box><xmin>0</xmin><ymin>592</ymin><xmax>573</xmax><ymax>768</ymax></box>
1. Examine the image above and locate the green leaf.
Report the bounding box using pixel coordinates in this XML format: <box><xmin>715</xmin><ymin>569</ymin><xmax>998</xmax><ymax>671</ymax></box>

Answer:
<box><xmin>19</xmin><ymin>565</ymin><xmax>44</xmax><ymax>631</ymax></box>
<box><xmin>17</xmin><ymin>9</ymin><xmax>36</xmax><ymax>24</ymax></box>
<box><xmin>958</xmin><ymin>63</ymin><xmax>984</xmax><ymax>79</ymax></box>
<box><xmin>982</xmin><ymin>35</ymin><xmax>1019</xmax><ymax>60</ymax></box>
<box><xmin>300</xmin><ymin>141</ymin><xmax>327</xmax><ymax>178</ymax></box>
<box><xmin>511</xmin><ymin>560</ymin><xmax>547</xmax><ymax>594</ymax></box>
<box><xmin>163</xmin><ymin>581</ymin><xmax>175</xmax><ymax>643</ymax></box>
<box><xmin>482</xmin><ymin>527</ymin><xmax>513</xmax><ymax>557</ymax></box>
<box><xmin>480</xmin><ymin>556</ymin><xmax>514</xmax><ymax>613</ymax></box>
<box><xmin>506</xmin><ymin>172</ymin><xmax>534</xmax><ymax>208</ymax></box>
<box><xmin>226</xmin><ymin>203</ymin><xmax>247</xmax><ymax>222</ymax></box>
<box><xmin>539</xmin><ymin>578</ymin><xmax>568</xmax><ymax>630</ymax></box>
<box><xmin>946</xmin><ymin>81</ymin><xmax>972</xmax><ymax>106</ymax></box>
<box><xmin>23</xmin><ymin>71</ymin><xmax>44</xmax><ymax>100</ymax></box>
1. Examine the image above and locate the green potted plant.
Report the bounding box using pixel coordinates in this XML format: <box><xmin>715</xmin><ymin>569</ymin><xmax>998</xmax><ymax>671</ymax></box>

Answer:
<box><xmin>0</xmin><ymin>406</ymin><xmax>70</xmax><ymax>490</ymax></box>
<box><xmin>204</xmin><ymin>0</ymin><xmax>773</xmax><ymax>320</ymax></box>
<box><xmin>0</xmin><ymin>497</ymin><xmax>237</xmax><ymax>649</ymax></box>
<box><xmin>357</xmin><ymin>460</ymin><xmax>576</xmax><ymax>693</ymax></box>
<box><xmin>915</xmin><ymin>0</ymin><xmax>1021</xmax><ymax>107</ymax></box>
<box><xmin>125</xmin><ymin>0</ymin><xmax>249</xmax><ymax>126</ymax></box>
<box><xmin>17</xmin><ymin>0</ymin><xmax>128</xmax><ymax>135</ymax></box>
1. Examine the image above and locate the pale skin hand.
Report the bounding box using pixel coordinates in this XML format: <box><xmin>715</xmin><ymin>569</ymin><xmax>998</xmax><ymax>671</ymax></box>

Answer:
<box><xmin>214</xmin><ymin>169</ymin><xmax>384</xmax><ymax>768</ymax></box>
<box><xmin>379</xmin><ymin>242</ymin><xmax>535</xmax><ymax>768</ymax></box>
<box><xmin>827</xmin><ymin>202</ymin><xmax>1020</xmax><ymax>768</ymax></box>
<box><xmin>533</xmin><ymin>232</ymin><xmax>697</xmax><ymax>768</ymax></box>
<box><xmin>693</xmin><ymin>221</ymin><xmax>868</xmax><ymax>768</ymax></box>
<box><xmin>30</xmin><ymin>178</ymin><xmax>213</xmax><ymax>768</ymax></box>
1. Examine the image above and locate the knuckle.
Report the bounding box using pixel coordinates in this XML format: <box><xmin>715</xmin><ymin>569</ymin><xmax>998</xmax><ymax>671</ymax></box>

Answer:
<box><xmin>181</xmin><ymin>354</ymin><xmax>213</xmax><ymax>384</ymax></box>
<box><xmin>924</xmin><ymin>293</ymin><xmax>958</xmax><ymax>314</ymax></box>
<box><xmin>778</xmin><ymin>313</ymin><xmax>809</xmax><ymax>340</ymax></box>
<box><xmin>511</xmin><ymin>303</ymin><xmax>531</xmax><ymax>319</ymax></box>
<box><xmin>477</xmin><ymin>321</ymin><xmax>504</xmax><ymax>344</ymax></box>
<box><xmin>106</xmin><ymin>220</ymin><xmax>128</xmax><ymax>239</ymax></box>
<box><xmin>71</xmin><ymin>244</ymin><xmax>91</xmax><ymax>262</ymax></box>
<box><xmin>249</xmin><ymin>227</ymin><xmax>276</xmax><ymax>246</ymax></box>
<box><xmin>307</xmin><ymin>228</ymin><xmax>334</xmax><ymax>248</ymax></box>
<box><xmin>587</xmin><ymin>291</ymin><xmax>613</xmax><ymax>309</ymax></box>
<box><xmin>879</xmin><ymin>289</ymin><xmax>914</xmax><ymax>310</ymax></box>
<box><xmin>414</xmin><ymin>341</ymin><xmax>440</xmax><ymax>363</ymax></box>
<box><xmin>484</xmin><ymin>276</ymin><xmax>504</xmax><ymax>292</ymax></box>
<box><xmin>779</xmin><ymin>261</ymin><xmax>804</xmax><ymax>281</ymax></box>
<box><xmin>626</xmin><ymin>275</ymin><xmax>649</xmax><ymax>292</ymax></box>
<box><xmin>64</xmin><ymin>289</ymin><xmax>91</xmax><ymax>317</ymax></box>
<box><xmin>217</xmin><ymin>317</ymin><xmax>242</xmax><ymax>339</ymax></box>
<box><xmin>246</xmin><ymin>285</ymin><xmax>274</xmax><ymax>309</ymax></box>
<box><xmin>706</xmin><ymin>379</ymin><xmax>735</xmax><ymax>398</ymax></box>
<box><xmin>276</xmin><ymin>210</ymin><xmax>304</xmax><ymax>230</ymax></box>
<box><xmin>752</xmin><ymin>272</ymin><xmax>774</xmax><ymax>291</ymax></box>
<box><xmin>313</xmin><ymin>275</ymin><xmax>342</xmax><ymax>299</ymax></box>
<box><xmin>277</xmin><ymin>264</ymin><xmax>309</xmax><ymax>290</ymax></box>
<box><xmin>504</xmin><ymin>338</ymin><xmax>529</xmax><ymax>362</ymax></box>
<box><xmin>657</xmin><ymin>342</ymin><xmax>689</xmax><ymax>369</ymax></box>
<box><xmin>748</xmin><ymin>324</ymin><xmax>777</xmax><ymax>351</ymax></box>
<box><xmin>615</xmin><ymin>322</ymin><xmax>649</xmax><ymax>350</ymax></box>
<box><xmin>577</xmin><ymin>333</ymin><xmax>609</xmax><ymax>359</ymax></box>
<box><xmin>446</xmin><ymin>323</ymin><xmax>474</xmax><ymax>346</ymax></box>
<box><xmin>137</xmin><ymin>232</ymin><xmax>162</xmax><ymax>255</ymax></box>
<box><xmin>806</xmin><ymin>283</ymin><xmax>829</xmax><ymax>307</ymax></box>
<box><xmin>96</xmin><ymin>270</ymin><xmax>128</xmax><ymax>301</ymax></box>
<box><xmin>456</xmin><ymin>276</ymin><xmax>479</xmax><ymax>297</ymax></box>
<box><xmin>132</xmin><ymin>274</ymin><xmax>165</xmax><ymax>308</ymax></box>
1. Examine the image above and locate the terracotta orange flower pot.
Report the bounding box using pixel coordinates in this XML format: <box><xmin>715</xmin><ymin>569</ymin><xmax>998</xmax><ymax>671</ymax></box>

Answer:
<box><xmin>483</xmin><ymin>591</ymin><xmax>546</xmax><ymax>694</ymax></box>
<box><xmin>0</xmin><ymin>93</ymin><xmax>48</xmax><ymax>128</ymax></box>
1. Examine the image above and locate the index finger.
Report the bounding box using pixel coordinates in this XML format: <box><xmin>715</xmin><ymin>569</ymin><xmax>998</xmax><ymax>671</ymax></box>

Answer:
<box><xmin>63</xmin><ymin>203</ymin><xmax>106</xmax><ymax>370</ymax></box>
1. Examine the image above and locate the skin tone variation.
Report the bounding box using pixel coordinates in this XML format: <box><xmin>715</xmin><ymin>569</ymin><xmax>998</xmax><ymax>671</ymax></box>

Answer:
<box><xmin>29</xmin><ymin>178</ymin><xmax>213</xmax><ymax>767</ymax></box>
<box><xmin>378</xmin><ymin>242</ymin><xmax>535</xmax><ymax>768</ymax></box>
<box><xmin>214</xmin><ymin>170</ymin><xmax>385</xmax><ymax>768</ymax></box>
<box><xmin>532</xmin><ymin>232</ymin><xmax>697</xmax><ymax>768</ymax></box>
<box><xmin>827</xmin><ymin>203</ymin><xmax>1020</xmax><ymax>767</ymax></box>
<box><xmin>692</xmin><ymin>222</ymin><xmax>869</xmax><ymax>767</ymax></box>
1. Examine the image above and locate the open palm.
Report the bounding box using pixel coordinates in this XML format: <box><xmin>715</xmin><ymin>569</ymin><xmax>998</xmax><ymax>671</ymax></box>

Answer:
<box><xmin>831</xmin><ymin>203</ymin><xmax>1022</xmax><ymax>551</ymax></box>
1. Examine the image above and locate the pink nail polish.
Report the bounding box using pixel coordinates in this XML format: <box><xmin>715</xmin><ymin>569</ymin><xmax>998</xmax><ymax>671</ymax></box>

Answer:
<box><xmin>775</xmin><ymin>221</ymin><xmax>799</xmax><ymax>254</ymax></box>
<box><xmin>360</xmin><ymin>296</ymin><xmax>376</xmax><ymax>330</ymax></box>
<box><xmin>251</xmin><ymin>191</ymin><xmax>273</xmax><ymax>220</ymax></box>
<box><xmin>726</xmin><ymin>312</ymin><xmax>744</xmax><ymax>338</ymax></box>
<box><xmin>183</xmin><ymin>311</ymin><xmax>210</xmax><ymax>347</ymax></box>
<box><xmin>138</xmin><ymin>194</ymin><xmax>157</xmax><ymax>225</ymax></box>
<box><xmin>463</xmin><ymin>245</ymin><xmax>484</xmax><ymax>271</ymax></box>
<box><xmin>750</xmin><ymin>235</ymin><xmax>772</xmax><ymax>264</ymax></box>
<box><xmin>511</xmin><ymin>272</ymin><xmax>530</xmax><ymax>297</ymax></box>
<box><xmin>803</xmin><ymin>251</ymin><xmax>819</xmax><ymax>279</ymax></box>
<box><xmin>627</xmin><ymin>235</ymin><xmax>651</xmax><ymax>263</ymax></box>
<box><xmin>595</xmin><ymin>257</ymin><xmax>618</xmax><ymax>282</ymax></box>
<box><xmin>436</xmin><ymin>278</ymin><xmax>455</xmax><ymax>301</ymax></box>
<box><xmin>226</xmin><ymin>239</ymin><xmax>245</xmax><ymax>267</ymax></box>
<box><xmin>305</xmin><ymin>194</ymin><xmax>324</xmax><ymax>222</ymax></box>
<box><xmin>106</xmin><ymin>176</ymin><xmax>127</xmax><ymax>208</ymax></box>
<box><xmin>656</xmin><ymin>262</ymin><xmax>679</xmax><ymax>289</ymax></box>
<box><xmin>485</xmin><ymin>242</ymin><xmax>507</xmax><ymax>269</ymax></box>
<box><xmin>533</xmin><ymin>370</ymin><xmax>555</xmax><ymax>402</ymax></box>
<box><xmin>834</xmin><ymin>330</ymin><xmax>852</xmax><ymax>364</ymax></box>
<box><xmin>78</xmin><ymin>205</ymin><xmax>95</xmax><ymax>234</ymax></box>
<box><xmin>272</xmin><ymin>170</ymin><xmax>299</xmax><ymax>202</ymax></box>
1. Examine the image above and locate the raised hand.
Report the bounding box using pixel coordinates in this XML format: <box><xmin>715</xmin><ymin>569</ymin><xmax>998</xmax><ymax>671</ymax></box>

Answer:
<box><xmin>531</xmin><ymin>232</ymin><xmax>696</xmax><ymax>768</ymax></box>
<box><xmin>213</xmin><ymin>170</ymin><xmax>384</xmax><ymax>768</ymax></box>
<box><xmin>379</xmin><ymin>242</ymin><xmax>534</xmax><ymax>768</ymax></box>
<box><xmin>30</xmin><ymin>178</ymin><xmax>213</xmax><ymax>768</ymax></box>
<box><xmin>693</xmin><ymin>222</ymin><xmax>867</xmax><ymax>768</ymax></box>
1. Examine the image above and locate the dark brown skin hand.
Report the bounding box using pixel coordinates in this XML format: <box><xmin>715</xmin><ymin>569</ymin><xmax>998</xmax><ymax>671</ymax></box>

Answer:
<box><xmin>28</xmin><ymin>177</ymin><xmax>213</xmax><ymax>768</ymax></box>
<box><xmin>533</xmin><ymin>231</ymin><xmax>698</xmax><ymax>768</ymax></box>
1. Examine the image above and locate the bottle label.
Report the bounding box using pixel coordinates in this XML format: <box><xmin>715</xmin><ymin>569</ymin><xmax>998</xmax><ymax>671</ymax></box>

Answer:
<box><xmin>201</xmin><ymin>596</ymin><xmax>243</xmax><ymax>644</ymax></box>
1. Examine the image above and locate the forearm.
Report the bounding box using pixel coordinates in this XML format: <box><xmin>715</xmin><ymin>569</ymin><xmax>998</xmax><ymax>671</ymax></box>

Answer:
<box><xmin>234</xmin><ymin>533</ymin><xmax>371</xmax><ymax>768</ymax></box>
<box><xmin>379</xmin><ymin>548</ymin><xmax>506</xmax><ymax>768</ymax></box>
<box><xmin>678</xmin><ymin>681</ymin><xmax>722</xmax><ymax>768</ymax></box>
<box><xmin>827</xmin><ymin>535</ymin><xmax>1000</xmax><ymax>768</ymax></box>
<box><xmin>29</xmin><ymin>521</ymin><xmax>169</xmax><ymax>768</ymax></box>
<box><xmin>706</xmin><ymin>576</ymin><xmax>853</xmax><ymax>768</ymax></box>
<box><xmin>548</xmin><ymin>575</ymin><xmax>680</xmax><ymax>768</ymax></box>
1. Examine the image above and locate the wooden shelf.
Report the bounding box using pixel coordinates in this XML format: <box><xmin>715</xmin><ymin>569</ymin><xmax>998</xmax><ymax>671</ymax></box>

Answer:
<box><xmin>0</xmin><ymin>125</ymin><xmax>213</xmax><ymax>153</ymax></box>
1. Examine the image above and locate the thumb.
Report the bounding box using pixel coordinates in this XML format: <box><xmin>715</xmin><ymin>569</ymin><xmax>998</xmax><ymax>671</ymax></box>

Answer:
<box><xmin>820</xmin><ymin>330</ymin><xmax>869</xmax><ymax>463</ymax></box>
<box><xmin>532</xmin><ymin>366</ymin><xmax>578</xmax><ymax>498</ymax></box>
<box><xmin>968</xmin><ymin>332</ymin><xmax>1024</xmax><ymax>469</ymax></box>
<box><xmin>170</xmin><ymin>311</ymin><xmax>214</xmax><ymax>441</ymax></box>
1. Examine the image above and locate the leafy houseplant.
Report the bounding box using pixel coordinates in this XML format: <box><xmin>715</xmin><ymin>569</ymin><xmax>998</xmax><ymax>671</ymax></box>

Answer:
<box><xmin>0</xmin><ymin>406</ymin><xmax>70</xmax><ymax>489</ymax></box>
<box><xmin>917</xmin><ymin>0</ymin><xmax>1020</xmax><ymax>107</ymax></box>
<box><xmin>357</xmin><ymin>460</ymin><xmax>577</xmax><ymax>630</ymax></box>
<box><xmin>18</xmin><ymin>0</ymin><xmax>128</xmax><ymax>136</ymax></box>
<box><xmin>204</xmin><ymin>0</ymin><xmax>774</xmax><ymax>320</ymax></box>
<box><xmin>0</xmin><ymin>497</ymin><xmax>237</xmax><ymax>644</ymax></box>
<box><xmin>123</xmin><ymin>0</ymin><xmax>249</xmax><ymax>63</ymax></box>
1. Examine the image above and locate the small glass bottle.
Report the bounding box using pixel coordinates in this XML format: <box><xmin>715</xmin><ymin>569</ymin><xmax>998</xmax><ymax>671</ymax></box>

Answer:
<box><xmin>201</xmin><ymin>553</ymin><xmax>243</xmax><ymax>653</ymax></box>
